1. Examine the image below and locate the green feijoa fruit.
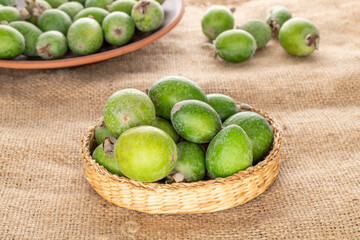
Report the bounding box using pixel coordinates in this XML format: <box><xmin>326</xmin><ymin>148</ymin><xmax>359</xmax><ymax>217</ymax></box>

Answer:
<box><xmin>223</xmin><ymin>111</ymin><xmax>273</xmax><ymax>164</ymax></box>
<box><xmin>26</xmin><ymin>0</ymin><xmax>52</xmax><ymax>25</ymax></box>
<box><xmin>206</xmin><ymin>125</ymin><xmax>253</xmax><ymax>179</ymax></box>
<box><xmin>207</xmin><ymin>94</ymin><xmax>238</xmax><ymax>122</ymax></box>
<box><xmin>36</xmin><ymin>30</ymin><xmax>67</xmax><ymax>59</ymax></box>
<box><xmin>44</xmin><ymin>0</ymin><xmax>67</xmax><ymax>8</ymax></box>
<box><xmin>58</xmin><ymin>2</ymin><xmax>84</xmax><ymax>18</ymax></box>
<box><xmin>73</xmin><ymin>7</ymin><xmax>109</xmax><ymax>24</ymax></box>
<box><xmin>102</xmin><ymin>11</ymin><xmax>135</xmax><ymax>46</ymax></box>
<box><xmin>9</xmin><ymin>21</ymin><xmax>43</xmax><ymax>57</ymax></box>
<box><xmin>69</xmin><ymin>0</ymin><xmax>85</xmax><ymax>5</ymax></box>
<box><xmin>148</xmin><ymin>76</ymin><xmax>207</xmax><ymax>120</ymax></box>
<box><xmin>279</xmin><ymin>17</ymin><xmax>319</xmax><ymax>57</ymax></box>
<box><xmin>237</xmin><ymin>20</ymin><xmax>271</xmax><ymax>49</ymax></box>
<box><xmin>265</xmin><ymin>5</ymin><xmax>291</xmax><ymax>38</ymax></box>
<box><xmin>0</xmin><ymin>0</ymin><xmax>15</xmax><ymax>6</ymax></box>
<box><xmin>67</xmin><ymin>17</ymin><xmax>103</xmax><ymax>55</ymax></box>
<box><xmin>0</xmin><ymin>6</ymin><xmax>21</xmax><ymax>22</ymax></box>
<box><xmin>108</xmin><ymin>0</ymin><xmax>136</xmax><ymax>16</ymax></box>
<box><xmin>94</xmin><ymin>119</ymin><xmax>114</xmax><ymax>145</ymax></box>
<box><xmin>131</xmin><ymin>0</ymin><xmax>164</xmax><ymax>32</ymax></box>
<box><xmin>152</xmin><ymin>117</ymin><xmax>179</xmax><ymax>143</ymax></box>
<box><xmin>171</xmin><ymin>100</ymin><xmax>222</xmax><ymax>144</ymax></box>
<box><xmin>136</xmin><ymin>0</ymin><xmax>163</xmax><ymax>4</ymax></box>
<box><xmin>37</xmin><ymin>9</ymin><xmax>72</xmax><ymax>35</ymax></box>
<box><xmin>115</xmin><ymin>126</ymin><xmax>177</xmax><ymax>182</ymax></box>
<box><xmin>103</xmin><ymin>88</ymin><xmax>156</xmax><ymax>138</ymax></box>
<box><xmin>0</xmin><ymin>4</ymin><xmax>2</xmax><ymax>7</ymax></box>
<box><xmin>0</xmin><ymin>25</ymin><xmax>24</xmax><ymax>59</ymax></box>
<box><xmin>170</xmin><ymin>141</ymin><xmax>205</xmax><ymax>182</ymax></box>
<box><xmin>201</xmin><ymin>5</ymin><xmax>234</xmax><ymax>40</ymax></box>
<box><xmin>85</xmin><ymin>0</ymin><xmax>112</xmax><ymax>9</ymax></box>
<box><xmin>215</xmin><ymin>29</ymin><xmax>257</xmax><ymax>63</ymax></box>
<box><xmin>92</xmin><ymin>137</ymin><xmax>124</xmax><ymax>176</ymax></box>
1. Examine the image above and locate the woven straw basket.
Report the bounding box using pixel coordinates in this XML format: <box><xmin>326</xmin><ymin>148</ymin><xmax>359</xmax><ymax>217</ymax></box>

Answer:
<box><xmin>81</xmin><ymin>104</ymin><xmax>284</xmax><ymax>214</ymax></box>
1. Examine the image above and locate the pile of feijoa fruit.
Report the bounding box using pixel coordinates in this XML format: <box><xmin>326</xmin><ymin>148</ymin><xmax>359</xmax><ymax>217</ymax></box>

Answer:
<box><xmin>0</xmin><ymin>0</ymin><xmax>165</xmax><ymax>60</ymax></box>
<box><xmin>92</xmin><ymin>76</ymin><xmax>274</xmax><ymax>183</ymax></box>
<box><xmin>201</xmin><ymin>5</ymin><xmax>320</xmax><ymax>62</ymax></box>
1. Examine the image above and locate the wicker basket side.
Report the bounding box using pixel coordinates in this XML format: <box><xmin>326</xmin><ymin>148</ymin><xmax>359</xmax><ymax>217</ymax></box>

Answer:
<box><xmin>81</xmin><ymin>106</ymin><xmax>284</xmax><ymax>214</ymax></box>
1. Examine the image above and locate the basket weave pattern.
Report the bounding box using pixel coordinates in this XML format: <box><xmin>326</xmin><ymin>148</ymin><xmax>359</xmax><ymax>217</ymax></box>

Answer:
<box><xmin>81</xmin><ymin>105</ymin><xmax>284</xmax><ymax>214</ymax></box>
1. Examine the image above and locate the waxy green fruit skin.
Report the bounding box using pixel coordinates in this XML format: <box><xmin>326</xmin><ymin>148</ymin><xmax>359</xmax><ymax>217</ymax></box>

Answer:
<box><xmin>136</xmin><ymin>0</ymin><xmax>163</xmax><ymax>4</ymax></box>
<box><xmin>149</xmin><ymin>76</ymin><xmax>207</xmax><ymax>120</ymax></box>
<box><xmin>152</xmin><ymin>117</ymin><xmax>180</xmax><ymax>143</ymax></box>
<box><xmin>207</xmin><ymin>94</ymin><xmax>238</xmax><ymax>122</ymax></box>
<box><xmin>73</xmin><ymin>7</ymin><xmax>109</xmax><ymax>24</ymax></box>
<box><xmin>58</xmin><ymin>2</ymin><xmax>84</xmax><ymax>19</ymax></box>
<box><xmin>45</xmin><ymin>0</ymin><xmax>67</xmax><ymax>8</ymax></box>
<box><xmin>238</xmin><ymin>20</ymin><xmax>272</xmax><ymax>49</ymax></box>
<box><xmin>279</xmin><ymin>17</ymin><xmax>320</xmax><ymax>57</ymax></box>
<box><xmin>9</xmin><ymin>21</ymin><xmax>43</xmax><ymax>57</ymax></box>
<box><xmin>215</xmin><ymin>29</ymin><xmax>257</xmax><ymax>63</ymax></box>
<box><xmin>0</xmin><ymin>0</ymin><xmax>15</xmax><ymax>6</ymax></box>
<box><xmin>36</xmin><ymin>30</ymin><xmax>68</xmax><ymax>59</ymax></box>
<box><xmin>102</xmin><ymin>11</ymin><xmax>135</xmax><ymax>46</ymax></box>
<box><xmin>37</xmin><ymin>9</ymin><xmax>72</xmax><ymax>35</ymax></box>
<box><xmin>131</xmin><ymin>0</ymin><xmax>164</xmax><ymax>32</ymax></box>
<box><xmin>171</xmin><ymin>100</ymin><xmax>222</xmax><ymax>144</ymax></box>
<box><xmin>201</xmin><ymin>6</ymin><xmax>234</xmax><ymax>40</ymax></box>
<box><xmin>70</xmin><ymin>0</ymin><xmax>85</xmax><ymax>5</ymax></box>
<box><xmin>223</xmin><ymin>112</ymin><xmax>273</xmax><ymax>164</ymax></box>
<box><xmin>85</xmin><ymin>0</ymin><xmax>113</xmax><ymax>9</ymax></box>
<box><xmin>174</xmin><ymin>141</ymin><xmax>206</xmax><ymax>182</ymax></box>
<box><xmin>108</xmin><ymin>0</ymin><xmax>136</xmax><ymax>16</ymax></box>
<box><xmin>103</xmin><ymin>88</ymin><xmax>156</xmax><ymax>138</ymax></box>
<box><xmin>0</xmin><ymin>6</ymin><xmax>21</xmax><ymax>22</ymax></box>
<box><xmin>206</xmin><ymin>125</ymin><xmax>253</xmax><ymax>179</ymax></box>
<box><xmin>0</xmin><ymin>25</ymin><xmax>25</xmax><ymax>59</ymax></box>
<box><xmin>94</xmin><ymin>120</ymin><xmax>114</xmax><ymax>145</ymax></box>
<box><xmin>114</xmin><ymin>126</ymin><xmax>177</xmax><ymax>182</ymax></box>
<box><xmin>265</xmin><ymin>5</ymin><xmax>292</xmax><ymax>27</ymax></box>
<box><xmin>67</xmin><ymin>18</ymin><xmax>103</xmax><ymax>55</ymax></box>
<box><xmin>92</xmin><ymin>144</ymin><xmax>124</xmax><ymax>176</ymax></box>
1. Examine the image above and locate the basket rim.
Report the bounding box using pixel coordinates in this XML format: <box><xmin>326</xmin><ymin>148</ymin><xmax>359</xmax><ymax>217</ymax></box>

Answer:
<box><xmin>81</xmin><ymin>103</ymin><xmax>284</xmax><ymax>191</ymax></box>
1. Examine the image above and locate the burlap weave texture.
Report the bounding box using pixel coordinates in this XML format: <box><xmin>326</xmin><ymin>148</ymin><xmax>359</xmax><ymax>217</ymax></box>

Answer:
<box><xmin>0</xmin><ymin>0</ymin><xmax>359</xmax><ymax>239</ymax></box>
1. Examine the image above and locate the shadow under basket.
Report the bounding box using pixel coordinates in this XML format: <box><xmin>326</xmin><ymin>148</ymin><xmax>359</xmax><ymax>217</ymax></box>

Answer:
<box><xmin>81</xmin><ymin>104</ymin><xmax>284</xmax><ymax>214</ymax></box>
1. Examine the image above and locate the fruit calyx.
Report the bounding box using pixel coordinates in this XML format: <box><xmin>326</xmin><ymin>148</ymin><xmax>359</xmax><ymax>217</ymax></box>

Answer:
<box><xmin>306</xmin><ymin>34</ymin><xmax>319</xmax><ymax>50</ymax></box>
<box><xmin>27</xmin><ymin>0</ymin><xmax>47</xmax><ymax>18</ymax></box>
<box><xmin>103</xmin><ymin>136</ymin><xmax>117</xmax><ymax>157</ymax></box>
<box><xmin>37</xmin><ymin>44</ymin><xmax>53</xmax><ymax>58</ymax></box>
<box><xmin>135</xmin><ymin>1</ymin><xmax>150</xmax><ymax>15</ymax></box>
<box><xmin>229</xmin><ymin>6</ymin><xmax>236</xmax><ymax>13</ymax></box>
<box><xmin>114</xmin><ymin>27</ymin><xmax>122</xmax><ymax>36</ymax></box>
<box><xmin>269</xmin><ymin>20</ymin><xmax>280</xmax><ymax>39</ymax></box>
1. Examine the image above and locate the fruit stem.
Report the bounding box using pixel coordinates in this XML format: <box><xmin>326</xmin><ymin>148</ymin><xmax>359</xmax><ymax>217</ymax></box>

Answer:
<box><xmin>306</xmin><ymin>34</ymin><xmax>319</xmax><ymax>50</ymax></box>
<box><xmin>173</xmin><ymin>172</ymin><xmax>185</xmax><ymax>182</ymax></box>
<box><xmin>238</xmin><ymin>103</ymin><xmax>252</xmax><ymax>112</ymax></box>
<box><xmin>103</xmin><ymin>136</ymin><xmax>117</xmax><ymax>157</ymax></box>
<box><xmin>269</xmin><ymin>20</ymin><xmax>280</xmax><ymax>39</ymax></box>
<box><xmin>201</xmin><ymin>43</ymin><xmax>217</xmax><ymax>59</ymax></box>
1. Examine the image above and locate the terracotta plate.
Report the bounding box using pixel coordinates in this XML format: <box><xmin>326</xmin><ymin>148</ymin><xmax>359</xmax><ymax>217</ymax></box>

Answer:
<box><xmin>0</xmin><ymin>0</ymin><xmax>185</xmax><ymax>69</ymax></box>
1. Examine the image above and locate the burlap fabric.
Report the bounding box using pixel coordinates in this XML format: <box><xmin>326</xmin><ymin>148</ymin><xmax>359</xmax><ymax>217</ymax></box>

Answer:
<box><xmin>1</xmin><ymin>0</ymin><xmax>359</xmax><ymax>239</ymax></box>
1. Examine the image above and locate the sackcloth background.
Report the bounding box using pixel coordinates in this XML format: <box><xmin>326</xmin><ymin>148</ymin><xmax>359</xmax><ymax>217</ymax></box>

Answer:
<box><xmin>1</xmin><ymin>0</ymin><xmax>359</xmax><ymax>239</ymax></box>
